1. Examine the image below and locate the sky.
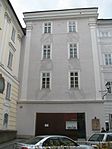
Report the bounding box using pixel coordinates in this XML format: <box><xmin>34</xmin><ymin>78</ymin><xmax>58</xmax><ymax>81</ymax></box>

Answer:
<box><xmin>9</xmin><ymin>0</ymin><xmax>112</xmax><ymax>27</ymax></box>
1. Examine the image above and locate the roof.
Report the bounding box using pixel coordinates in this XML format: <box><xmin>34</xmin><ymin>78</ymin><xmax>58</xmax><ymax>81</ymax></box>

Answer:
<box><xmin>23</xmin><ymin>7</ymin><xmax>98</xmax><ymax>22</ymax></box>
<box><xmin>7</xmin><ymin>0</ymin><xmax>25</xmax><ymax>34</ymax></box>
<box><xmin>97</xmin><ymin>19</ymin><xmax>112</xmax><ymax>25</ymax></box>
<box><xmin>23</xmin><ymin>7</ymin><xmax>98</xmax><ymax>14</ymax></box>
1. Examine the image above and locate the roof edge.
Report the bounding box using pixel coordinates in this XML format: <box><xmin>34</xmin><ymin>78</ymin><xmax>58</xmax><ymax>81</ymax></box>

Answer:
<box><xmin>23</xmin><ymin>7</ymin><xmax>98</xmax><ymax>15</ymax></box>
<box><xmin>7</xmin><ymin>0</ymin><xmax>25</xmax><ymax>34</ymax></box>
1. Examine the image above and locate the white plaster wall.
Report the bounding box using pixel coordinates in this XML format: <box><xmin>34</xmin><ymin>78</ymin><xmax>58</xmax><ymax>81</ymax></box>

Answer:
<box><xmin>19</xmin><ymin>8</ymin><xmax>102</xmax><ymax>139</ymax></box>
<box><xmin>25</xmin><ymin>18</ymin><xmax>97</xmax><ymax>101</ymax></box>
<box><xmin>16</xmin><ymin>102</ymin><xmax>104</xmax><ymax>139</ymax></box>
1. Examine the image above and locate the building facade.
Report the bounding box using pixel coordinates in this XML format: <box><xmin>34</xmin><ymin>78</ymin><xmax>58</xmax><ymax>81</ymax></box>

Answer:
<box><xmin>17</xmin><ymin>8</ymin><xmax>106</xmax><ymax>139</ymax></box>
<box><xmin>0</xmin><ymin>0</ymin><xmax>24</xmax><ymax>142</ymax></box>
<box><xmin>97</xmin><ymin>19</ymin><xmax>112</xmax><ymax>131</ymax></box>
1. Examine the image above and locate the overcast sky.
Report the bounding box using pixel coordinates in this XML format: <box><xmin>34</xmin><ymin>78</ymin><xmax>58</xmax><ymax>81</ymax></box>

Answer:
<box><xmin>9</xmin><ymin>0</ymin><xmax>112</xmax><ymax>27</ymax></box>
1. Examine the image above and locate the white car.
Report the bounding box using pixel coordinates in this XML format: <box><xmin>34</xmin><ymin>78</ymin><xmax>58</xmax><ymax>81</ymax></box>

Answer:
<box><xmin>87</xmin><ymin>132</ymin><xmax>112</xmax><ymax>149</ymax></box>
<box><xmin>15</xmin><ymin>135</ymin><xmax>94</xmax><ymax>149</ymax></box>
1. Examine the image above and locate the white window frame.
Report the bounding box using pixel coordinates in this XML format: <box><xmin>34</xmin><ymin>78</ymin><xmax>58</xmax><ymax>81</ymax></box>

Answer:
<box><xmin>7</xmin><ymin>43</ymin><xmax>16</xmax><ymax>70</ymax></box>
<box><xmin>68</xmin><ymin>71</ymin><xmax>80</xmax><ymax>89</ymax></box>
<box><xmin>7</xmin><ymin>50</ymin><xmax>13</xmax><ymax>69</ymax></box>
<box><xmin>40</xmin><ymin>72</ymin><xmax>51</xmax><ymax>90</ymax></box>
<box><xmin>41</xmin><ymin>44</ymin><xmax>52</xmax><ymax>60</ymax></box>
<box><xmin>68</xmin><ymin>43</ymin><xmax>79</xmax><ymax>59</ymax></box>
<box><xmin>5</xmin><ymin>82</ymin><xmax>11</xmax><ymax>100</ymax></box>
<box><xmin>67</xmin><ymin>20</ymin><xmax>77</xmax><ymax>33</ymax></box>
<box><xmin>103</xmin><ymin>53</ymin><xmax>112</xmax><ymax>65</ymax></box>
<box><xmin>11</xmin><ymin>27</ymin><xmax>16</xmax><ymax>42</ymax></box>
<box><xmin>43</xmin><ymin>22</ymin><xmax>52</xmax><ymax>34</ymax></box>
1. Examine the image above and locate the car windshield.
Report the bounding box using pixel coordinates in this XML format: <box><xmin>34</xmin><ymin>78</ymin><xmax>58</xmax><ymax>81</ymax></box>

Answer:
<box><xmin>25</xmin><ymin>136</ymin><xmax>44</xmax><ymax>145</ymax></box>
<box><xmin>88</xmin><ymin>134</ymin><xmax>104</xmax><ymax>142</ymax></box>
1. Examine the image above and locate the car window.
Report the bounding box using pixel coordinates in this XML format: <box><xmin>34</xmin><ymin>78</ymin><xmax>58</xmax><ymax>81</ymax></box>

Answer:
<box><xmin>59</xmin><ymin>137</ymin><xmax>78</xmax><ymax>146</ymax></box>
<box><xmin>106</xmin><ymin>135</ymin><xmax>112</xmax><ymax>141</ymax></box>
<box><xmin>88</xmin><ymin>134</ymin><xmax>104</xmax><ymax>142</ymax></box>
<box><xmin>43</xmin><ymin>138</ymin><xmax>60</xmax><ymax>147</ymax></box>
<box><xmin>25</xmin><ymin>136</ymin><xmax>44</xmax><ymax>145</ymax></box>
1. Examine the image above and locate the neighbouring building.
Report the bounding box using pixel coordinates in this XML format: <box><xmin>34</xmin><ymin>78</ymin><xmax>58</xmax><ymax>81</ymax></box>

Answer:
<box><xmin>18</xmin><ymin>7</ymin><xmax>106</xmax><ymax>140</ymax></box>
<box><xmin>97</xmin><ymin>19</ymin><xmax>112</xmax><ymax>131</ymax></box>
<box><xmin>0</xmin><ymin>0</ymin><xmax>24</xmax><ymax>143</ymax></box>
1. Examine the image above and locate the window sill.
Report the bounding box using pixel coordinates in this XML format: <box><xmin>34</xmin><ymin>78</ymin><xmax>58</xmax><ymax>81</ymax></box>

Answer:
<box><xmin>67</xmin><ymin>31</ymin><xmax>77</xmax><ymax>34</ymax></box>
<box><xmin>68</xmin><ymin>57</ymin><xmax>79</xmax><ymax>60</ymax></box>
<box><xmin>69</xmin><ymin>88</ymin><xmax>80</xmax><ymax>91</ymax></box>
<box><xmin>43</xmin><ymin>32</ymin><xmax>52</xmax><ymax>34</ymax></box>
<box><xmin>41</xmin><ymin>88</ymin><xmax>51</xmax><ymax>91</ymax></box>
<box><xmin>41</xmin><ymin>58</ymin><xmax>52</xmax><ymax>61</ymax></box>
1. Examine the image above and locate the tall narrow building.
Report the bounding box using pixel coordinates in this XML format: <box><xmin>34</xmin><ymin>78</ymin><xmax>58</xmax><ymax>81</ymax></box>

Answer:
<box><xmin>0</xmin><ymin>0</ymin><xmax>24</xmax><ymax>142</ymax></box>
<box><xmin>97</xmin><ymin>19</ymin><xmax>112</xmax><ymax>131</ymax></box>
<box><xmin>18</xmin><ymin>8</ymin><xmax>103</xmax><ymax>139</ymax></box>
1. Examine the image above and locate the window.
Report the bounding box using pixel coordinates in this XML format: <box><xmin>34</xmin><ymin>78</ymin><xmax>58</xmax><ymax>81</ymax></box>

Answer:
<box><xmin>42</xmin><ymin>45</ymin><xmax>51</xmax><ymax>59</ymax></box>
<box><xmin>59</xmin><ymin>137</ymin><xmax>78</xmax><ymax>146</ymax></box>
<box><xmin>3</xmin><ymin>113</ymin><xmax>8</xmax><ymax>128</ymax></box>
<box><xmin>69</xmin><ymin>72</ymin><xmax>79</xmax><ymax>89</ymax></box>
<box><xmin>88</xmin><ymin>134</ymin><xmax>104</xmax><ymax>142</ymax></box>
<box><xmin>7</xmin><ymin>51</ymin><xmax>13</xmax><ymax>69</ymax></box>
<box><xmin>106</xmin><ymin>135</ymin><xmax>112</xmax><ymax>141</ymax></box>
<box><xmin>99</xmin><ymin>31</ymin><xmax>111</xmax><ymax>37</ymax></box>
<box><xmin>41</xmin><ymin>72</ymin><xmax>51</xmax><ymax>89</ymax></box>
<box><xmin>104</xmin><ymin>54</ymin><xmax>112</xmax><ymax>65</ymax></box>
<box><xmin>44</xmin><ymin>22</ymin><xmax>51</xmax><ymax>33</ymax></box>
<box><xmin>43</xmin><ymin>138</ymin><xmax>60</xmax><ymax>147</ymax></box>
<box><xmin>6</xmin><ymin>82</ymin><xmax>11</xmax><ymax>100</ymax></box>
<box><xmin>68</xmin><ymin>21</ymin><xmax>76</xmax><ymax>32</ymax></box>
<box><xmin>69</xmin><ymin>43</ymin><xmax>78</xmax><ymax>59</ymax></box>
<box><xmin>11</xmin><ymin>27</ymin><xmax>16</xmax><ymax>42</ymax></box>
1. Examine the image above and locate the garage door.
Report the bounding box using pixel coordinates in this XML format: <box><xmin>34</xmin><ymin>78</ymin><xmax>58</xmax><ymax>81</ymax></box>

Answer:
<box><xmin>35</xmin><ymin>113</ymin><xmax>86</xmax><ymax>140</ymax></box>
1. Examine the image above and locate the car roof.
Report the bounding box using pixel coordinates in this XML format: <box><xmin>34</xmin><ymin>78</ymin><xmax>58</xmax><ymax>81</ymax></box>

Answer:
<box><xmin>34</xmin><ymin>135</ymin><xmax>75</xmax><ymax>142</ymax></box>
<box><xmin>35</xmin><ymin>135</ymin><xmax>71</xmax><ymax>138</ymax></box>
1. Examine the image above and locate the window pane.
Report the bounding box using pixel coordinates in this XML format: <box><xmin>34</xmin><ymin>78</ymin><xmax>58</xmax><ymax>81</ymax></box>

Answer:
<box><xmin>48</xmin><ymin>27</ymin><xmax>51</xmax><ymax>33</ymax></box>
<box><xmin>69</xmin><ymin>21</ymin><xmax>76</xmax><ymax>32</ymax></box>
<box><xmin>6</xmin><ymin>82</ymin><xmax>11</xmax><ymax>100</ymax></box>
<box><xmin>3</xmin><ymin>113</ymin><xmax>8</xmax><ymax>128</ymax></box>
<box><xmin>43</xmin><ymin>45</ymin><xmax>51</xmax><ymax>59</ymax></box>
<box><xmin>70</xmin><ymin>72</ymin><xmax>79</xmax><ymax>89</ymax></box>
<box><xmin>105</xmin><ymin>54</ymin><xmax>112</xmax><ymax>65</ymax></box>
<box><xmin>44</xmin><ymin>22</ymin><xmax>51</xmax><ymax>33</ymax></box>
<box><xmin>41</xmin><ymin>72</ymin><xmax>50</xmax><ymax>89</ymax></box>
<box><xmin>8</xmin><ymin>51</ymin><xmax>13</xmax><ymax>69</ymax></box>
<box><xmin>11</xmin><ymin>27</ymin><xmax>16</xmax><ymax>42</ymax></box>
<box><xmin>69</xmin><ymin>43</ymin><xmax>77</xmax><ymax>59</ymax></box>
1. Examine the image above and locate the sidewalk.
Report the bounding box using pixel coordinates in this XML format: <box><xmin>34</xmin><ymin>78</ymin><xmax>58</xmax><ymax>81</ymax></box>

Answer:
<box><xmin>0</xmin><ymin>140</ymin><xmax>16</xmax><ymax>149</ymax></box>
<box><xmin>0</xmin><ymin>139</ymin><xmax>24</xmax><ymax>149</ymax></box>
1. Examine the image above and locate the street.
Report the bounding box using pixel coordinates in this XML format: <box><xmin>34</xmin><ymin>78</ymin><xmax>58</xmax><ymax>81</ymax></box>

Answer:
<box><xmin>0</xmin><ymin>139</ymin><xmax>21</xmax><ymax>149</ymax></box>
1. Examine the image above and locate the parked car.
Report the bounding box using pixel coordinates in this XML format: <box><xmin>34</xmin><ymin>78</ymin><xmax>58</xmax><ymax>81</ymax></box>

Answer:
<box><xmin>14</xmin><ymin>135</ymin><xmax>94</xmax><ymax>149</ymax></box>
<box><xmin>87</xmin><ymin>132</ymin><xmax>112</xmax><ymax>149</ymax></box>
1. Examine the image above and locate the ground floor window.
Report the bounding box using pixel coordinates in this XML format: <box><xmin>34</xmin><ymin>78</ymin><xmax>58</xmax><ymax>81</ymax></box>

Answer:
<box><xmin>3</xmin><ymin>113</ymin><xmax>8</xmax><ymax>128</ymax></box>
